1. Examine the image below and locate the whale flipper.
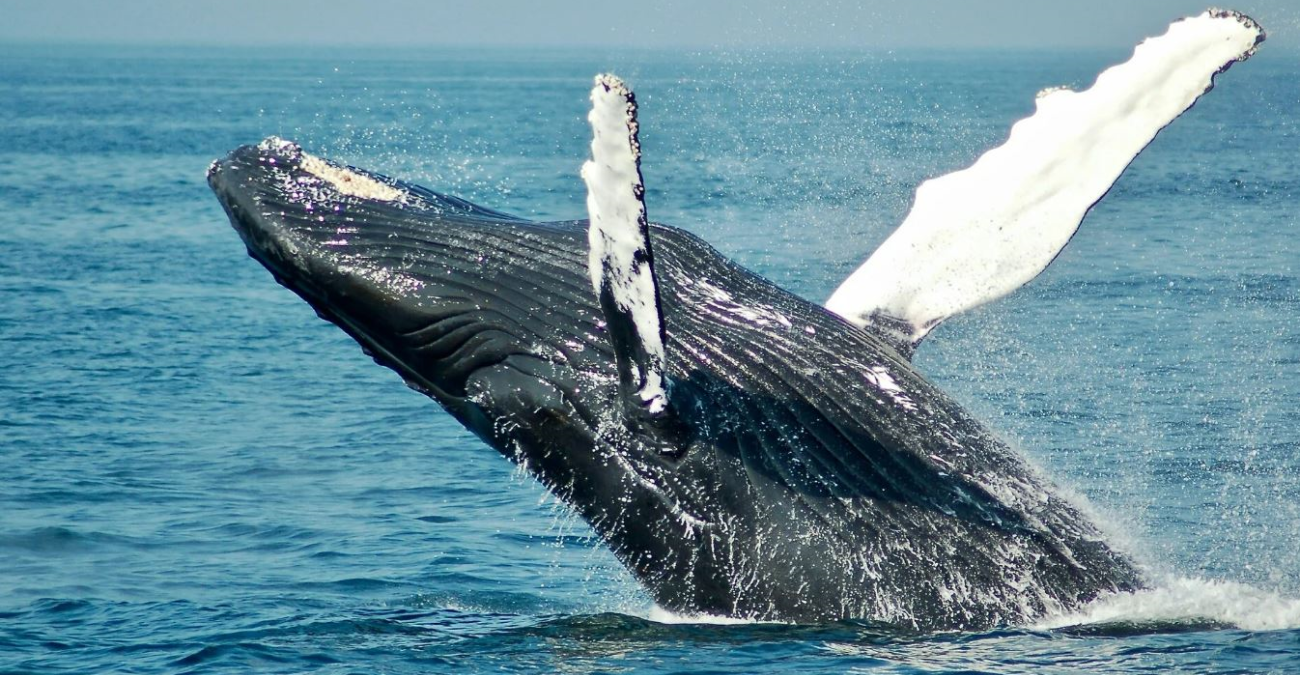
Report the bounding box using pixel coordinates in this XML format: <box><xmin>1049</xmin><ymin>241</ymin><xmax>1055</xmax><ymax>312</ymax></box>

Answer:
<box><xmin>826</xmin><ymin>9</ymin><xmax>1265</xmax><ymax>355</ymax></box>
<box><xmin>581</xmin><ymin>74</ymin><xmax>679</xmax><ymax>441</ymax></box>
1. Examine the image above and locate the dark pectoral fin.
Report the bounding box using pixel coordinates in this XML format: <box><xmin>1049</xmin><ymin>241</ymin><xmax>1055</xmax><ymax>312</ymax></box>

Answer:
<box><xmin>581</xmin><ymin>74</ymin><xmax>686</xmax><ymax>450</ymax></box>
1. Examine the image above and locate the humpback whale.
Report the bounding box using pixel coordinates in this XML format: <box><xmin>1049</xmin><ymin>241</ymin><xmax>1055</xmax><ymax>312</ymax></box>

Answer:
<box><xmin>209</xmin><ymin>10</ymin><xmax>1263</xmax><ymax>630</ymax></box>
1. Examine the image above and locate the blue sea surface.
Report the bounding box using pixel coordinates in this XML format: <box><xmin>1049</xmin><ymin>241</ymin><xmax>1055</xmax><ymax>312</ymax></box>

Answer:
<box><xmin>2</xmin><ymin>42</ymin><xmax>1300</xmax><ymax>673</ymax></box>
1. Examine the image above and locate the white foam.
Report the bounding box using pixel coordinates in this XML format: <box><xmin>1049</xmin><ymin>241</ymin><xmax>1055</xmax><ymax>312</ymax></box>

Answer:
<box><xmin>826</xmin><ymin>10</ymin><xmax>1264</xmax><ymax>350</ymax></box>
<box><xmin>1036</xmin><ymin>577</ymin><xmax>1300</xmax><ymax>632</ymax></box>
<box><xmin>646</xmin><ymin>605</ymin><xmax>771</xmax><ymax>625</ymax></box>
<box><xmin>863</xmin><ymin>364</ymin><xmax>919</xmax><ymax>411</ymax></box>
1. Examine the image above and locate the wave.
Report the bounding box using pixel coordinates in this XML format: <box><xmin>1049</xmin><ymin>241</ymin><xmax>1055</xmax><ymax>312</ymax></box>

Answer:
<box><xmin>642</xmin><ymin>576</ymin><xmax>1300</xmax><ymax>634</ymax></box>
<box><xmin>1035</xmin><ymin>576</ymin><xmax>1300</xmax><ymax>633</ymax></box>
<box><xmin>645</xmin><ymin>605</ymin><xmax>771</xmax><ymax>625</ymax></box>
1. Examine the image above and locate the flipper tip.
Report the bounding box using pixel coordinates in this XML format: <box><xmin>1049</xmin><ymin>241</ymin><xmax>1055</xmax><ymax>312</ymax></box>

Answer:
<box><xmin>593</xmin><ymin>73</ymin><xmax>633</xmax><ymax>96</ymax></box>
<box><xmin>1207</xmin><ymin>8</ymin><xmax>1266</xmax><ymax>48</ymax></box>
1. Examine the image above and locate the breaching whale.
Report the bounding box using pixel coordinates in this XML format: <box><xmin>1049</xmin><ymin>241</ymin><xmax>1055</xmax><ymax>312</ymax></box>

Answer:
<box><xmin>209</xmin><ymin>10</ymin><xmax>1263</xmax><ymax>630</ymax></box>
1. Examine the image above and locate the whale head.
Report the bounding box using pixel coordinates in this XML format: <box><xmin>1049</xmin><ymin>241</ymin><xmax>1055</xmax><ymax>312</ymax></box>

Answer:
<box><xmin>208</xmin><ymin>138</ymin><xmax>732</xmax><ymax>602</ymax></box>
<box><xmin>209</xmin><ymin>138</ymin><xmax>603</xmax><ymax>437</ymax></box>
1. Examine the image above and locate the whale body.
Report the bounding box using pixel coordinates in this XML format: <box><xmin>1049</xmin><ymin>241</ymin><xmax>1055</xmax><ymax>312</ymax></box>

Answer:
<box><xmin>210</xmin><ymin>139</ymin><xmax>1142</xmax><ymax>629</ymax></box>
<box><xmin>209</xmin><ymin>10</ymin><xmax>1263</xmax><ymax>630</ymax></box>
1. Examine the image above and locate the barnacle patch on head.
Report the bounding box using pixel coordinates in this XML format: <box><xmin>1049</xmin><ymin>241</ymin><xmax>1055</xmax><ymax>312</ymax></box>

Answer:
<box><xmin>299</xmin><ymin>153</ymin><xmax>405</xmax><ymax>202</ymax></box>
<box><xmin>256</xmin><ymin>136</ymin><xmax>405</xmax><ymax>203</ymax></box>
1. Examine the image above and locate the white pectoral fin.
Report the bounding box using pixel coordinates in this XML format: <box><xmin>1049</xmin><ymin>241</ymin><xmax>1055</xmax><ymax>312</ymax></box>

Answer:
<box><xmin>825</xmin><ymin>9</ymin><xmax>1264</xmax><ymax>355</ymax></box>
<box><xmin>581</xmin><ymin>74</ymin><xmax>671</xmax><ymax>417</ymax></box>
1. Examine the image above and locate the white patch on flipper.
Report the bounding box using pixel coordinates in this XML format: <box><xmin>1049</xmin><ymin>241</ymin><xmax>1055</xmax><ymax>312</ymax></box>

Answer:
<box><xmin>581</xmin><ymin>74</ymin><xmax>669</xmax><ymax>414</ymax></box>
<box><xmin>825</xmin><ymin>10</ymin><xmax>1264</xmax><ymax>350</ymax></box>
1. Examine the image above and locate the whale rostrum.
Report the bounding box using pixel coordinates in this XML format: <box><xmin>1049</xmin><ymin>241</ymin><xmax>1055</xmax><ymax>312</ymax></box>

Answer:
<box><xmin>209</xmin><ymin>9</ymin><xmax>1264</xmax><ymax>629</ymax></box>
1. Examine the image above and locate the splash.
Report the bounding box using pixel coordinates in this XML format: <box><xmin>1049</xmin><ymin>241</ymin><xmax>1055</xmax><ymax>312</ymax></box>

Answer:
<box><xmin>1036</xmin><ymin>577</ymin><xmax>1300</xmax><ymax>632</ymax></box>
<box><xmin>645</xmin><ymin>605</ymin><xmax>769</xmax><ymax>625</ymax></box>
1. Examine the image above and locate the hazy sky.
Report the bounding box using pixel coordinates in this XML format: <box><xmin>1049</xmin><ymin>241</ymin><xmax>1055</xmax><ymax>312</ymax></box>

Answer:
<box><xmin>4</xmin><ymin>0</ymin><xmax>1298</xmax><ymax>50</ymax></box>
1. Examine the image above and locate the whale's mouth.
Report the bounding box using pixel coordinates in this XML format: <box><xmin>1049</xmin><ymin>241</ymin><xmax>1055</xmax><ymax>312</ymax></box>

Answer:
<box><xmin>208</xmin><ymin>138</ymin><xmax>446</xmax><ymax>396</ymax></box>
<box><xmin>207</xmin><ymin>138</ymin><xmax>607</xmax><ymax>411</ymax></box>
<box><xmin>211</xmin><ymin>138</ymin><xmax>397</xmax><ymax>292</ymax></box>
<box><xmin>208</xmin><ymin>137</ymin><xmax>446</xmax><ymax>309</ymax></box>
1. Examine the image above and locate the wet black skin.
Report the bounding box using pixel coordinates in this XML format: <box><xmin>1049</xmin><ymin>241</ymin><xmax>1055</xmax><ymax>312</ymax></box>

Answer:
<box><xmin>209</xmin><ymin>141</ymin><xmax>1144</xmax><ymax>630</ymax></box>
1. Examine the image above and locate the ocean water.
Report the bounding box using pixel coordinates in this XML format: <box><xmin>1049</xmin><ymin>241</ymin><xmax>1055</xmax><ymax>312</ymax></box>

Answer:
<box><xmin>2</xmin><ymin>41</ymin><xmax>1300</xmax><ymax>674</ymax></box>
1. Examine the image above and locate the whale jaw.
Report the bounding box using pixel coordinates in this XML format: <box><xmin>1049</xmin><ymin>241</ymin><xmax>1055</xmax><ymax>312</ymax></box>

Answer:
<box><xmin>208</xmin><ymin>139</ymin><xmax>595</xmax><ymax>414</ymax></box>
